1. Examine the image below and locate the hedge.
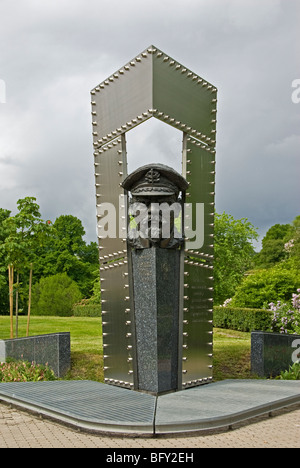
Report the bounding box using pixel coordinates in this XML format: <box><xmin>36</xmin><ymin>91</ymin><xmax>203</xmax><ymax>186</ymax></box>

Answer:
<box><xmin>213</xmin><ymin>306</ymin><xmax>273</xmax><ymax>332</ymax></box>
<box><xmin>72</xmin><ymin>304</ymin><xmax>102</xmax><ymax>317</ymax></box>
<box><xmin>72</xmin><ymin>304</ymin><xmax>273</xmax><ymax>332</ymax></box>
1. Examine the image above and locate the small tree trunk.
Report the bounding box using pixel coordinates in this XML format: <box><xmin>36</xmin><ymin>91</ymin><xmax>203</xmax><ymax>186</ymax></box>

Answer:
<box><xmin>15</xmin><ymin>272</ymin><xmax>19</xmax><ymax>338</ymax></box>
<box><xmin>26</xmin><ymin>264</ymin><xmax>33</xmax><ymax>337</ymax></box>
<box><xmin>8</xmin><ymin>264</ymin><xmax>14</xmax><ymax>339</ymax></box>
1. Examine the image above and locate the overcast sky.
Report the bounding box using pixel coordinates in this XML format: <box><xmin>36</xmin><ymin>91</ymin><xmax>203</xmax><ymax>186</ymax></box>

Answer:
<box><xmin>0</xmin><ymin>0</ymin><xmax>299</xmax><ymax>249</ymax></box>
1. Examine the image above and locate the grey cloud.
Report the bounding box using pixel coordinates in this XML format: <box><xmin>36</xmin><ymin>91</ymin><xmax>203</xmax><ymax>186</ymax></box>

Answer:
<box><xmin>0</xmin><ymin>0</ymin><xmax>299</xmax><ymax>248</ymax></box>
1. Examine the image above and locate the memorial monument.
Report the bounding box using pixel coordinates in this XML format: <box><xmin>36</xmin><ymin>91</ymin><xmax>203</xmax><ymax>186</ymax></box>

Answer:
<box><xmin>91</xmin><ymin>46</ymin><xmax>217</xmax><ymax>394</ymax></box>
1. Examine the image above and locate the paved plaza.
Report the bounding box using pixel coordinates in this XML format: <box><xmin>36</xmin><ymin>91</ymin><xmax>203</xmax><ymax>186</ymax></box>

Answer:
<box><xmin>0</xmin><ymin>402</ymin><xmax>299</xmax><ymax>448</ymax></box>
<box><xmin>0</xmin><ymin>379</ymin><xmax>300</xmax><ymax>448</ymax></box>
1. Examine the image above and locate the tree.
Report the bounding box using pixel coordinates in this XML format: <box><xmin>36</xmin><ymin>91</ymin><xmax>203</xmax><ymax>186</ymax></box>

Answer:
<box><xmin>255</xmin><ymin>223</ymin><xmax>294</xmax><ymax>268</ymax></box>
<box><xmin>0</xmin><ymin>199</ymin><xmax>99</xmax><ymax>321</ymax></box>
<box><xmin>231</xmin><ymin>264</ymin><xmax>300</xmax><ymax>309</ymax></box>
<box><xmin>31</xmin><ymin>272</ymin><xmax>82</xmax><ymax>316</ymax></box>
<box><xmin>214</xmin><ymin>212</ymin><xmax>258</xmax><ymax>305</ymax></box>
<box><xmin>0</xmin><ymin>198</ymin><xmax>50</xmax><ymax>336</ymax></box>
<box><xmin>14</xmin><ymin>197</ymin><xmax>49</xmax><ymax>336</ymax></box>
<box><xmin>41</xmin><ymin>215</ymin><xmax>98</xmax><ymax>297</ymax></box>
<box><xmin>286</xmin><ymin>215</ymin><xmax>300</xmax><ymax>270</ymax></box>
<box><xmin>0</xmin><ymin>209</ymin><xmax>11</xmax><ymax>317</ymax></box>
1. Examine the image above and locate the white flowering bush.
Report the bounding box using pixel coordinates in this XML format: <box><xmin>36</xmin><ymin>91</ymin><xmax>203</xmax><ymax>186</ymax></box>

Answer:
<box><xmin>270</xmin><ymin>289</ymin><xmax>300</xmax><ymax>334</ymax></box>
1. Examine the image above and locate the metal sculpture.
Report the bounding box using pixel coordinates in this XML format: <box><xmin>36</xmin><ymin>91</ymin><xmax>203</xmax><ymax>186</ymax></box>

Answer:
<box><xmin>91</xmin><ymin>46</ymin><xmax>217</xmax><ymax>393</ymax></box>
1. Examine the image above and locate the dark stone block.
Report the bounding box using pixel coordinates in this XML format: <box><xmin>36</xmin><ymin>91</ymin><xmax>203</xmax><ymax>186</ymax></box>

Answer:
<box><xmin>0</xmin><ymin>333</ymin><xmax>71</xmax><ymax>378</ymax></box>
<box><xmin>251</xmin><ymin>331</ymin><xmax>300</xmax><ymax>378</ymax></box>
<box><xmin>131</xmin><ymin>247</ymin><xmax>180</xmax><ymax>394</ymax></box>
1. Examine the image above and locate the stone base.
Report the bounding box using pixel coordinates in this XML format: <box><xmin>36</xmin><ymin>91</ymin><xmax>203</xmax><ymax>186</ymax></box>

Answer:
<box><xmin>131</xmin><ymin>247</ymin><xmax>181</xmax><ymax>394</ymax></box>
<box><xmin>0</xmin><ymin>332</ymin><xmax>70</xmax><ymax>378</ymax></box>
<box><xmin>251</xmin><ymin>331</ymin><xmax>300</xmax><ymax>378</ymax></box>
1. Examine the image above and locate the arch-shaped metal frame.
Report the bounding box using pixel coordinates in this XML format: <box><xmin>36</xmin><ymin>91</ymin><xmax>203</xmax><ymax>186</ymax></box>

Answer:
<box><xmin>91</xmin><ymin>46</ymin><xmax>217</xmax><ymax>390</ymax></box>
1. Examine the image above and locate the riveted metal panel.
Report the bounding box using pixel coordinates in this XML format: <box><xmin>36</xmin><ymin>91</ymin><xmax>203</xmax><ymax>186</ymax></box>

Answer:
<box><xmin>153</xmin><ymin>53</ymin><xmax>217</xmax><ymax>146</ymax></box>
<box><xmin>94</xmin><ymin>136</ymin><xmax>128</xmax><ymax>264</ymax></box>
<box><xmin>91</xmin><ymin>50</ymin><xmax>153</xmax><ymax>148</ymax></box>
<box><xmin>181</xmin><ymin>135</ymin><xmax>215</xmax><ymax>389</ymax></box>
<box><xmin>182</xmin><ymin>260</ymin><xmax>213</xmax><ymax>388</ymax></box>
<box><xmin>101</xmin><ymin>260</ymin><xmax>135</xmax><ymax>388</ymax></box>
<box><xmin>90</xmin><ymin>45</ymin><xmax>217</xmax><ymax>148</ymax></box>
<box><xmin>183</xmin><ymin>135</ymin><xmax>216</xmax><ymax>258</ymax></box>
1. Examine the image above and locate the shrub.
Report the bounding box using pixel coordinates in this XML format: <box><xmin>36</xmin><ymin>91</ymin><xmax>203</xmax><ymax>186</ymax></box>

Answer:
<box><xmin>0</xmin><ymin>359</ymin><xmax>56</xmax><ymax>382</ymax></box>
<box><xmin>231</xmin><ymin>266</ymin><xmax>300</xmax><ymax>309</ymax></box>
<box><xmin>270</xmin><ymin>289</ymin><xmax>300</xmax><ymax>334</ymax></box>
<box><xmin>279</xmin><ymin>362</ymin><xmax>300</xmax><ymax>380</ymax></box>
<box><xmin>73</xmin><ymin>304</ymin><xmax>101</xmax><ymax>317</ymax></box>
<box><xmin>213</xmin><ymin>306</ymin><xmax>273</xmax><ymax>332</ymax></box>
<box><xmin>31</xmin><ymin>272</ymin><xmax>82</xmax><ymax>316</ymax></box>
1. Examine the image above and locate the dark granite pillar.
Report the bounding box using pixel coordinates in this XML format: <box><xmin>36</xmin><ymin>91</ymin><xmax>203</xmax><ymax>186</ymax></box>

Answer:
<box><xmin>131</xmin><ymin>247</ymin><xmax>180</xmax><ymax>394</ymax></box>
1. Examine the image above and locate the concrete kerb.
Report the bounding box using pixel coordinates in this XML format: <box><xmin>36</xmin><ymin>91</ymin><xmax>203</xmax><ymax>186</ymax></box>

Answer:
<box><xmin>0</xmin><ymin>379</ymin><xmax>300</xmax><ymax>437</ymax></box>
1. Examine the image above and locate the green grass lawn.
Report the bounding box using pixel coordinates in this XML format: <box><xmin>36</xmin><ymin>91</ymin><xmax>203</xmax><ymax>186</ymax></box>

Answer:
<box><xmin>213</xmin><ymin>328</ymin><xmax>253</xmax><ymax>380</ymax></box>
<box><xmin>0</xmin><ymin>316</ymin><xmax>255</xmax><ymax>382</ymax></box>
